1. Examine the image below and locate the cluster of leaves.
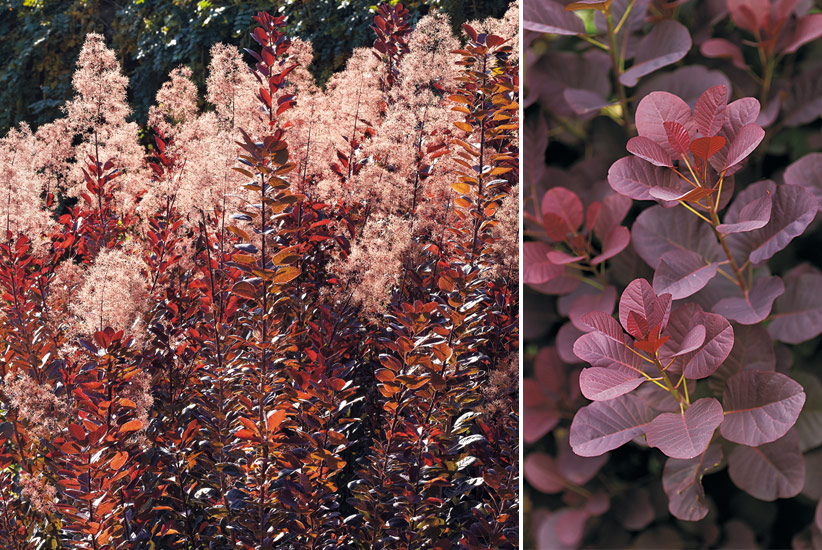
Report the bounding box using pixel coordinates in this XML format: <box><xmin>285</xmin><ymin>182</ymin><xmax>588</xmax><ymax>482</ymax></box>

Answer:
<box><xmin>0</xmin><ymin>4</ymin><xmax>519</xmax><ymax>549</ymax></box>
<box><xmin>525</xmin><ymin>0</ymin><xmax>822</xmax><ymax>548</ymax></box>
<box><xmin>0</xmin><ymin>0</ymin><xmax>511</xmax><ymax>135</ymax></box>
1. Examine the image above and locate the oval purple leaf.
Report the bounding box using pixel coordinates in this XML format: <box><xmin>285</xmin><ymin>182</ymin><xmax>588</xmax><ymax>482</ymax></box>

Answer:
<box><xmin>728</xmin><ymin>430</ymin><xmax>805</xmax><ymax>501</ymax></box>
<box><xmin>712</xmin><ymin>275</ymin><xmax>785</xmax><ymax>325</ymax></box>
<box><xmin>608</xmin><ymin>155</ymin><xmax>678</xmax><ymax>200</ymax></box>
<box><xmin>716</xmin><ymin>191</ymin><xmax>772</xmax><ymax>234</ymax></box>
<box><xmin>653</xmin><ymin>249</ymin><xmax>719</xmax><ymax>300</ymax></box>
<box><xmin>524</xmin><ymin>452</ymin><xmax>565</xmax><ymax>493</ymax></box>
<box><xmin>569</xmin><ymin>286</ymin><xmax>617</xmax><ymax>331</ymax></box>
<box><xmin>523</xmin><ymin>0</ymin><xmax>586</xmax><ymax>35</ymax></box>
<box><xmin>523</xmin><ymin>241</ymin><xmax>564</xmax><ymax>284</ymax></box>
<box><xmin>627</xmin><ymin>136</ymin><xmax>673</xmax><ymax>166</ymax></box>
<box><xmin>740</xmin><ymin>184</ymin><xmax>817</xmax><ymax>265</ymax></box>
<box><xmin>783</xmin><ymin>152</ymin><xmax>822</xmax><ymax>218</ymax></box>
<box><xmin>542</xmin><ymin>187</ymin><xmax>584</xmax><ymax>241</ymax></box>
<box><xmin>645</xmin><ymin>397</ymin><xmax>724</xmax><ymax>459</ymax></box>
<box><xmin>700</xmin><ymin>38</ymin><xmax>747</xmax><ymax>70</ymax></box>
<box><xmin>591</xmin><ymin>225</ymin><xmax>631</xmax><ymax>265</ymax></box>
<box><xmin>769</xmin><ymin>270</ymin><xmax>822</xmax><ymax>344</ymax></box>
<box><xmin>709</xmin><ymin>97</ymin><xmax>760</xmax><ymax>174</ymax></box>
<box><xmin>634</xmin><ymin>91</ymin><xmax>694</xmax><ymax>156</ymax></box>
<box><xmin>573</xmin><ymin>331</ymin><xmax>643</xmax><ymax>371</ymax></box>
<box><xmin>569</xmin><ymin>393</ymin><xmax>657</xmax><ymax>456</ymax></box>
<box><xmin>721</xmin><ymin>370</ymin><xmax>806</xmax><ymax>446</ymax></box>
<box><xmin>557</xmin><ymin>435</ymin><xmax>609</xmax><ymax>485</ymax></box>
<box><xmin>632</xmin><ymin>205</ymin><xmax>722</xmax><ymax>269</ymax></box>
<box><xmin>708</xmin><ymin>324</ymin><xmax>775</xmax><ymax>398</ymax></box>
<box><xmin>662</xmin><ymin>444</ymin><xmax>723</xmax><ymax>521</ymax></box>
<box><xmin>579</xmin><ymin>366</ymin><xmax>645</xmax><ymax>401</ymax></box>
<box><xmin>620</xmin><ymin>21</ymin><xmax>692</xmax><ymax>87</ymax></box>
<box><xmin>662</xmin><ymin>303</ymin><xmax>734</xmax><ymax>379</ymax></box>
<box><xmin>724</xmin><ymin>123</ymin><xmax>765</xmax><ymax>170</ymax></box>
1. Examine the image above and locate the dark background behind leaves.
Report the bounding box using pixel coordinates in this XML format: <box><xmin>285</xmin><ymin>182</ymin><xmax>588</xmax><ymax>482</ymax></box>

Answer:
<box><xmin>0</xmin><ymin>0</ymin><xmax>510</xmax><ymax>135</ymax></box>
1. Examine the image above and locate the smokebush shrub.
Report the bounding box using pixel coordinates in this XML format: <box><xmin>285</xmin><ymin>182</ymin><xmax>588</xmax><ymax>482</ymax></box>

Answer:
<box><xmin>0</xmin><ymin>3</ymin><xmax>519</xmax><ymax>549</ymax></box>
<box><xmin>524</xmin><ymin>0</ymin><xmax>822</xmax><ymax>548</ymax></box>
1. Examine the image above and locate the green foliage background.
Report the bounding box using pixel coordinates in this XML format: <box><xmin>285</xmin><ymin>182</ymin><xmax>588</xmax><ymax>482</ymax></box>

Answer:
<box><xmin>0</xmin><ymin>0</ymin><xmax>510</xmax><ymax>135</ymax></box>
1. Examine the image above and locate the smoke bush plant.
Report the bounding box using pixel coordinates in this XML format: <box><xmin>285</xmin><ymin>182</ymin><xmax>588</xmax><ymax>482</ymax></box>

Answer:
<box><xmin>0</xmin><ymin>3</ymin><xmax>519</xmax><ymax>549</ymax></box>
<box><xmin>525</xmin><ymin>0</ymin><xmax>822</xmax><ymax>548</ymax></box>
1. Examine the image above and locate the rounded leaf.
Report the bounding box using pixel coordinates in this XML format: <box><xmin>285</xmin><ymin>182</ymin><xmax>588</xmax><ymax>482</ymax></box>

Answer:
<box><xmin>579</xmin><ymin>367</ymin><xmax>645</xmax><ymax>401</ymax></box>
<box><xmin>652</xmin><ymin>249</ymin><xmax>719</xmax><ymax>300</ymax></box>
<box><xmin>569</xmin><ymin>393</ymin><xmax>657</xmax><ymax>456</ymax></box>
<box><xmin>728</xmin><ymin>430</ymin><xmax>805</xmax><ymax>501</ymax></box>
<box><xmin>712</xmin><ymin>275</ymin><xmax>784</xmax><ymax>325</ymax></box>
<box><xmin>721</xmin><ymin>370</ymin><xmax>806</xmax><ymax>446</ymax></box>
<box><xmin>645</xmin><ymin>398</ymin><xmax>724</xmax><ymax>459</ymax></box>
<box><xmin>662</xmin><ymin>444</ymin><xmax>723</xmax><ymax>521</ymax></box>
<box><xmin>634</xmin><ymin>91</ymin><xmax>694</xmax><ymax>156</ymax></box>
<box><xmin>620</xmin><ymin>21</ymin><xmax>692</xmax><ymax>87</ymax></box>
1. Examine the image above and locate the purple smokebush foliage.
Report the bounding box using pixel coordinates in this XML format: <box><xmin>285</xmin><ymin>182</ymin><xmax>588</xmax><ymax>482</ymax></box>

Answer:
<box><xmin>524</xmin><ymin>0</ymin><xmax>822</xmax><ymax>548</ymax></box>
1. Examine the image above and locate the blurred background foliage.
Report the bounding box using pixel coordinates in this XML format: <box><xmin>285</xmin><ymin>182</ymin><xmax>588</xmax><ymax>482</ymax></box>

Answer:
<box><xmin>0</xmin><ymin>0</ymin><xmax>510</xmax><ymax>134</ymax></box>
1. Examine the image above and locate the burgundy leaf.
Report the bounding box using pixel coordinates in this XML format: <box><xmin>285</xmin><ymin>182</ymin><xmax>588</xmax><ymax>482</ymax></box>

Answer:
<box><xmin>542</xmin><ymin>187</ymin><xmax>584</xmax><ymax>240</ymax></box>
<box><xmin>664</xmin><ymin>121</ymin><xmax>690</xmax><ymax>156</ymax></box>
<box><xmin>662</xmin><ymin>303</ymin><xmax>734</xmax><ymax>379</ymax></box>
<box><xmin>708</xmin><ymin>324</ymin><xmax>775</xmax><ymax>398</ymax></box>
<box><xmin>727</xmin><ymin>0</ymin><xmax>768</xmax><ymax>32</ymax></box>
<box><xmin>534</xmin><ymin>512</ymin><xmax>576</xmax><ymax>550</ymax></box>
<box><xmin>614</xmin><ymin>487</ymin><xmax>655</xmax><ymax>530</ymax></box>
<box><xmin>634</xmin><ymin>91</ymin><xmax>694</xmax><ymax>157</ymax></box>
<box><xmin>592</xmin><ymin>194</ymin><xmax>632</xmax><ymax>238</ymax></box>
<box><xmin>728</xmin><ymin>430</ymin><xmax>805</xmax><ymax>501</ymax></box>
<box><xmin>731</xmin><ymin>184</ymin><xmax>817</xmax><ymax>265</ymax></box>
<box><xmin>573</xmin><ymin>331</ymin><xmax>644</xmax><ymax>372</ymax></box>
<box><xmin>558</xmin><ymin>322</ymin><xmax>586</xmax><ymax>364</ymax></box>
<box><xmin>608</xmin><ymin>155</ymin><xmax>679</xmax><ymax>200</ymax></box>
<box><xmin>694</xmin><ymin>85</ymin><xmax>729</xmax><ymax>137</ymax></box>
<box><xmin>569</xmin><ymin>286</ymin><xmax>617</xmax><ymax>331</ymax></box>
<box><xmin>523</xmin><ymin>241</ymin><xmax>563</xmax><ymax>284</ymax></box>
<box><xmin>620</xmin><ymin>21</ymin><xmax>692</xmax><ymax>87</ymax></box>
<box><xmin>523</xmin><ymin>0</ymin><xmax>586</xmax><ymax>35</ymax></box>
<box><xmin>554</xmin><ymin>508</ymin><xmax>590</xmax><ymax>547</ymax></box>
<box><xmin>724</xmin><ymin>124</ymin><xmax>765</xmax><ymax>170</ymax></box>
<box><xmin>645</xmin><ymin>398</ymin><xmax>724</xmax><ymax>459</ymax></box>
<box><xmin>546</xmin><ymin>250</ymin><xmax>586</xmax><ymax>264</ymax></box>
<box><xmin>524</xmin><ymin>347</ymin><xmax>566</xmax><ymax>443</ymax></box>
<box><xmin>619</xmin><ymin>278</ymin><xmax>671</xmax><ymax>335</ymax></box>
<box><xmin>769</xmin><ymin>269</ymin><xmax>822</xmax><ymax>344</ymax></box>
<box><xmin>652</xmin><ymin>249</ymin><xmax>719</xmax><ymax>300</ymax></box>
<box><xmin>557</xmin><ymin>435</ymin><xmax>609</xmax><ymax>485</ymax></box>
<box><xmin>699</xmin><ymin>38</ymin><xmax>747</xmax><ymax>70</ymax></box>
<box><xmin>783</xmin><ymin>152</ymin><xmax>822</xmax><ymax>218</ymax></box>
<box><xmin>716</xmin><ymin>191</ymin><xmax>772</xmax><ymax>234</ymax></box>
<box><xmin>712</xmin><ymin>275</ymin><xmax>785</xmax><ymax>325</ymax></box>
<box><xmin>632</xmin><ymin>205</ymin><xmax>722</xmax><ymax>269</ymax></box>
<box><xmin>579</xmin><ymin>311</ymin><xmax>626</xmax><ymax>342</ymax></box>
<box><xmin>523</xmin><ymin>379</ymin><xmax>560</xmax><ymax>444</ymax></box>
<box><xmin>563</xmin><ymin>87</ymin><xmax>612</xmax><ymax>115</ymax></box>
<box><xmin>569</xmin><ymin>393</ymin><xmax>657</xmax><ymax>456</ymax></box>
<box><xmin>662</xmin><ymin>444</ymin><xmax>723</xmax><ymax>521</ymax></box>
<box><xmin>591</xmin><ymin>225</ymin><xmax>631</xmax><ymax>265</ymax></box>
<box><xmin>670</xmin><ymin>325</ymin><xmax>706</xmax><ymax>357</ymax></box>
<box><xmin>783</xmin><ymin>13</ymin><xmax>822</xmax><ymax>54</ymax></box>
<box><xmin>627</xmin><ymin>136</ymin><xmax>673</xmax><ymax>167</ymax></box>
<box><xmin>524</xmin><ymin>452</ymin><xmax>565</xmax><ymax>493</ymax></box>
<box><xmin>721</xmin><ymin>370</ymin><xmax>806</xmax><ymax>446</ymax></box>
<box><xmin>579</xmin><ymin>367</ymin><xmax>645</xmax><ymax>401</ymax></box>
